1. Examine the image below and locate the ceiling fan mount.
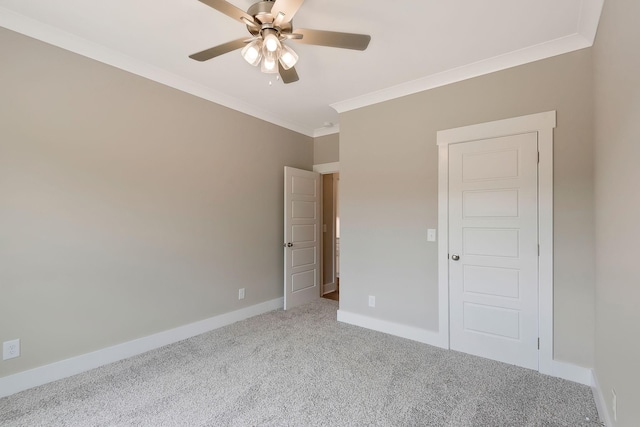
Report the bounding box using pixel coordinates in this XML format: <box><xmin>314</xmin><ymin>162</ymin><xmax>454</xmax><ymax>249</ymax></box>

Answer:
<box><xmin>189</xmin><ymin>0</ymin><xmax>371</xmax><ymax>84</ymax></box>
<box><xmin>244</xmin><ymin>2</ymin><xmax>293</xmax><ymax>40</ymax></box>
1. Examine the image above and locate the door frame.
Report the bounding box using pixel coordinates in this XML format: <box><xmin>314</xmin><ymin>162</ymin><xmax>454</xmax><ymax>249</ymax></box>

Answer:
<box><xmin>436</xmin><ymin>111</ymin><xmax>556</xmax><ymax>375</ymax></box>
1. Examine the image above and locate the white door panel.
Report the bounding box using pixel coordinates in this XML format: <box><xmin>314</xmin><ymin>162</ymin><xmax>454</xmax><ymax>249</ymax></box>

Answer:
<box><xmin>463</xmin><ymin>303</ymin><xmax>520</xmax><ymax>339</ymax></box>
<box><xmin>292</xmin><ymin>200</ymin><xmax>316</xmax><ymax>218</ymax></box>
<box><xmin>462</xmin><ymin>265</ymin><xmax>520</xmax><ymax>298</ymax></box>
<box><xmin>461</xmin><ymin>149</ymin><xmax>519</xmax><ymax>181</ymax></box>
<box><xmin>292</xmin><ymin>247</ymin><xmax>316</xmax><ymax>268</ymax></box>
<box><xmin>291</xmin><ymin>270</ymin><xmax>316</xmax><ymax>292</ymax></box>
<box><xmin>284</xmin><ymin>167</ymin><xmax>320</xmax><ymax>309</ymax></box>
<box><xmin>292</xmin><ymin>224</ymin><xmax>316</xmax><ymax>243</ymax></box>
<box><xmin>291</xmin><ymin>174</ymin><xmax>317</xmax><ymax>196</ymax></box>
<box><xmin>463</xmin><ymin>228</ymin><xmax>520</xmax><ymax>257</ymax></box>
<box><xmin>463</xmin><ymin>189</ymin><xmax>519</xmax><ymax>218</ymax></box>
<box><xmin>449</xmin><ymin>132</ymin><xmax>539</xmax><ymax>370</ymax></box>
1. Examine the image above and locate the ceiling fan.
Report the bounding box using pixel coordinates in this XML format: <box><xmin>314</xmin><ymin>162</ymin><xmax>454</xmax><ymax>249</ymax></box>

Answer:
<box><xmin>189</xmin><ymin>0</ymin><xmax>371</xmax><ymax>83</ymax></box>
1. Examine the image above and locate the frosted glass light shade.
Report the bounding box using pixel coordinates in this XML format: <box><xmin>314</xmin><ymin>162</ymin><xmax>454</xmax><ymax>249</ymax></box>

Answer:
<box><xmin>278</xmin><ymin>44</ymin><xmax>298</xmax><ymax>70</ymax></box>
<box><xmin>263</xmin><ymin>30</ymin><xmax>281</xmax><ymax>52</ymax></box>
<box><xmin>261</xmin><ymin>50</ymin><xmax>278</xmax><ymax>74</ymax></box>
<box><xmin>241</xmin><ymin>39</ymin><xmax>263</xmax><ymax>66</ymax></box>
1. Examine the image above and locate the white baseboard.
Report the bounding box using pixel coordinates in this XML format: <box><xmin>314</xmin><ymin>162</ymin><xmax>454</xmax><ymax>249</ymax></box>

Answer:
<box><xmin>0</xmin><ymin>297</ymin><xmax>283</xmax><ymax>398</ymax></box>
<box><xmin>591</xmin><ymin>371</ymin><xmax>614</xmax><ymax>427</ymax></box>
<box><xmin>337</xmin><ymin>309</ymin><xmax>447</xmax><ymax>349</ymax></box>
<box><xmin>544</xmin><ymin>359</ymin><xmax>593</xmax><ymax>386</ymax></box>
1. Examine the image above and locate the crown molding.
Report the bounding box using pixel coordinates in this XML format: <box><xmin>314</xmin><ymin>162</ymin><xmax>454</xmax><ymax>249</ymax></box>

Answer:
<box><xmin>332</xmin><ymin>0</ymin><xmax>604</xmax><ymax>114</ymax></box>
<box><xmin>312</xmin><ymin>125</ymin><xmax>340</xmax><ymax>138</ymax></box>
<box><xmin>577</xmin><ymin>0</ymin><xmax>605</xmax><ymax>44</ymax></box>
<box><xmin>0</xmin><ymin>7</ymin><xmax>315</xmax><ymax>137</ymax></box>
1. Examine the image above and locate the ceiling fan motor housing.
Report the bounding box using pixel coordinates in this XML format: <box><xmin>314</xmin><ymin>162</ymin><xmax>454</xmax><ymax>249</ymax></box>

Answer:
<box><xmin>247</xmin><ymin>1</ymin><xmax>293</xmax><ymax>36</ymax></box>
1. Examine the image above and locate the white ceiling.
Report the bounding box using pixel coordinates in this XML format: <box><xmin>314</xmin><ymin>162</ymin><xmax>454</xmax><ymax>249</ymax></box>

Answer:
<box><xmin>0</xmin><ymin>0</ymin><xmax>603</xmax><ymax>137</ymax></box>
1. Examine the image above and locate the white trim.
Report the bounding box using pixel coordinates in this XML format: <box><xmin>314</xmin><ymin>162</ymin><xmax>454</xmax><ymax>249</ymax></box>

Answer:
<box><xmin>337</xmin><ymin>310</ymin><xmax>447</xmax><ymax>349</ymax></box>
<box><xmin>332</xmin><ymin>0</ymin><xmax>603</xmax><ymax>114</ymax></box>
<box><xmin>592</xmin><ymin>371</ymin><xmax>614</xmax><ymax>426</ymax></box>
<box><xmin>313</xmin><ymin>162</ymin><xmax>340</xmax><ymax>174</ymax></box>
<box><xmin>548</xmin><ymin>360</ymin><xmax>592</xmax><ymax>386</ymax></box>
<box><xmin>436</xmin><ymin>111</ymin><xmax>557</xmax><ymax>145</ymax></box>
<box><xmin>0</xmin><ymin>8</ymin><xmax>313</xmax><ymax>137</ymax></box>
<box><xmin>577</xmin><ymin>0</ymin><xmax>605</xmax><ymax>45</ymax></box>
<box><xmin>313</xmin><ymin>126</ymin><xmax>340</xmax><ymax>138</ymax></box>
<box><xmin>537</xmin><ymin>125</ymin><xmax>555</xmax><ymax>375</ymax></box>
<box><xmin>0</xmin><ymin>297</ymin><xmax>283</xmax><ymax>398</ymax></box>
<box><xmin>437</xmin><ymin>143</ymin><xmax>450</xmax><ymax>348</ymax></box>
<box><xmin>436</xmin><ymin>111</ymin><xmax>557</xmax><ymax>375</ymax></box>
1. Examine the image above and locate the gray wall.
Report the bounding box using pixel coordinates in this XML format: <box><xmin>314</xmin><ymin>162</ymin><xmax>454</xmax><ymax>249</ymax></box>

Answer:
<box><xmin>0</xmin><ymin>28</ymin><xmax>312</xmax><ymax>377</ymax></box>
<box><xmin>339</xmin><ymin>49</ymin><xmax>595</xmax><ymax>367</ymax></box>
<box><xmin>593</xmin><ymin>0</ymin><xmax>640</xmax><ymax>425</ymax></box>
<box><xmin>313</xmin><ymin>133</ymin><xmax>339</xmax><ymax>164</ymax></box>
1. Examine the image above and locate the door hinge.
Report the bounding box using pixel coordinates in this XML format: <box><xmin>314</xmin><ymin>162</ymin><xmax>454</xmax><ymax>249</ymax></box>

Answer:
<box><xmin>538</xmin><ymin>244</ymin><xmax>540</xmax><ymax>256</ymax></box>
<box><xmin>538</xmin><ymin>338</ymin><xmax>540</xmax><ymax>350</ymax></box>
<box><xmin>538</xmin><ymin>152</ymin><xmax>540</xmax><ymax>163</ymax></box>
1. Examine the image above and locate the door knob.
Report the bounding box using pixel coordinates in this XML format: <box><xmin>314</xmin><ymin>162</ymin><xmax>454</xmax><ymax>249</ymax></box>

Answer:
<box><xmin>451</xmin><ymin>254</ymin><xmax>460</xmax><ymax>261</ymax></box>
<box><xmin>284</xmin><ymin>242</ymin><xmax>293</xmax><ymax>247</ymax></box>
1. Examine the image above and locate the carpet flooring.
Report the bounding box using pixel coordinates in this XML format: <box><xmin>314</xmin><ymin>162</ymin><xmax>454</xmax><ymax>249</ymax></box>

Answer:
<box><xmin>0</xmin><ymin>299</ymin><xmax>601</xmax><ymax>426</ymax></box>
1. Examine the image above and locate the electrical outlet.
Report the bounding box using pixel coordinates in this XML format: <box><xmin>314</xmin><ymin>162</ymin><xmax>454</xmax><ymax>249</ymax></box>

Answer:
<box><xmin>3</xmin><ymin>339</ymin><xmax>20</xmax><ymax>360</ymax></box>
<box><xmin>611</xmin><ymin>388</ymin><xmax>617</xmax><ymax>421</ymax></box>
<box><xmin>368</xmin><ymin>295</ymin><xmax>375</xmax><ymax>308</ymax></box>
<box><xmin>238</xmin><ymin>288</ymin><xmax>245</xmax><ymax>300</ymax></box>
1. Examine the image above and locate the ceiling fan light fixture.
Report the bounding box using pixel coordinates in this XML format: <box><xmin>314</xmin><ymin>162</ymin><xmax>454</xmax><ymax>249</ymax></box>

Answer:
<box><xmin>241</xmin><ymin>39</ymin><xmax>263</xmax><ymax>66</ymax></box>
<box><xmin>262</xmin><ymin>29</ymin><xmax>281</xmax><ymax>53</ymax></box>
<box><xmin>279</xmin><ymin>44</ymin><xmax>299</xmax><ymax>70</ymax></box>
<box><xmin>261</xmin><ymin>50</ymin><xmax>278</xmax><ymax>74</ymax></box>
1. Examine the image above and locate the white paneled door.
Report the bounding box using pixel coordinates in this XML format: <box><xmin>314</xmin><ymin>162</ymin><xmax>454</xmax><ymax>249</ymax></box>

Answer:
<box><xmin>449</xmin><ymin>133</ymin><xmax>539</xmax><ymax>369</ymax></box>
<box><xmin>284</xmin><ymin>167</ymin><xmax>320</xmax><ymax>310</ymax></box>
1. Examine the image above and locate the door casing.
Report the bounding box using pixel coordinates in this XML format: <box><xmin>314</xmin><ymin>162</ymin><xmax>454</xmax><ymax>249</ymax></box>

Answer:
<box><xmin>436</xmin><ymin>111</ymin><xmax>556</xmax><ymax>375</ymax></box>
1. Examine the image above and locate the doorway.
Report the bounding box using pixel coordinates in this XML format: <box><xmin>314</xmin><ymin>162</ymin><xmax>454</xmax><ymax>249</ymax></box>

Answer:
<box><xmin>321</xmin><ymin>173</ymin><xmax>340</xmax><ymax>301</ymax></box>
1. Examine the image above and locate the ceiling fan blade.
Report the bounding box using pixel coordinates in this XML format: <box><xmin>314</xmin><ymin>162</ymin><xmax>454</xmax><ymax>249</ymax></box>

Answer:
<box><xmin>278</xmin><ymin>63</ymin><xmax>299</xmax><ymax>84</ymax></box>
<box><xmin>189</xmin><ymin>38</ymin><xmax>247</xmax><ymax>62</ymax></box>
<box><xmin>294</xmin><ymin>29</ymin><xmax>371</xmax><ymax>50</ymax></box>
<box><xmin>198</xmin><ymin>0</ymin><xmax>258</xmax><ymax>27</ymax></box>
<box><xmin>271</xmin><ymin>0</ymin><xmax>305</xmax><ymax>26</ymax></box>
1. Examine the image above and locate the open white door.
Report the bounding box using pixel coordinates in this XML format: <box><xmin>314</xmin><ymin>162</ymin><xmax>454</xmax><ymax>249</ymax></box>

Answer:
<box><xmin>284</xmin><ymin>166</ymin><xmax>320</xmax><ymax>310</ymax></box>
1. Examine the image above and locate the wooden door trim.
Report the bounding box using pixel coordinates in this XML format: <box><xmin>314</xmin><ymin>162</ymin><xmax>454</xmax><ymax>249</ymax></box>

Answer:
<box><xmin>436</xmin><ymin>111</ymin><xmax>556</xmax><ymax>375</ymax></box>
